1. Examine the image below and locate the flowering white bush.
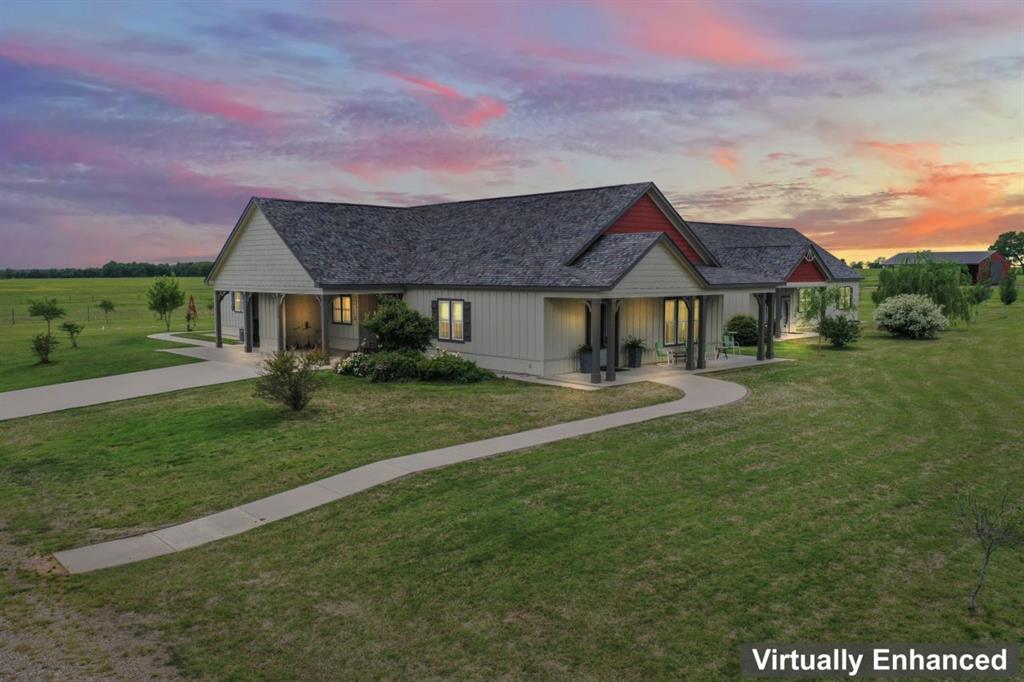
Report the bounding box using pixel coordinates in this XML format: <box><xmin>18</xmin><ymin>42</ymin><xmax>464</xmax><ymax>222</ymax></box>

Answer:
<box><xmin>874</xmin><ymin>294</ymin><xmax>949</xmax><ymax>339</ymax></box>
<box><xmin>335</xmin><ymin>351</ymin><xmax>372</xmax><ymax>377</ymax></box>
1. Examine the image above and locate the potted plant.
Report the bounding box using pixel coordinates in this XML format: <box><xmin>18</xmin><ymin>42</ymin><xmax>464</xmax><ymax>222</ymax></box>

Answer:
<box><xmin>576</xmin><ymin>342</ymin><xmax>593</xmax><ymax>373</ymax></box>
<box><xmin>623</xmin><ymin>335</ymin><xmax>646</xmax><ymax>368</ymax></box>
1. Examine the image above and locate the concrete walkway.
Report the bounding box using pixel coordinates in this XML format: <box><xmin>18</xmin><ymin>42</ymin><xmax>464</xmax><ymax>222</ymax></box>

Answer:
<box><xmin>54</xmin><ymin>370</ymin><xmax>748</xmax><ymax>573</ymax></box>
<box><xmin>0</xmin><ymin>334</ymin><xmax>262</xmax><ymax>422</ymax></box>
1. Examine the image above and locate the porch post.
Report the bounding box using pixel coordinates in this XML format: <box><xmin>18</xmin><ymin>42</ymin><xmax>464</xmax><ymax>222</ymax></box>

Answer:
<box><xmin>755</xmin><ymin>293</ymin><xmax>766</xmax><ymax>361</ymax></box>
<box><xmin>696</xmin><ymin>296</ymin><xmax>707</xmax><ymax>369</ymax></box>
<box><xmin>243</xmin><ymin>292</ymin><xmax>253</xmax><ymax>353</ymax></box>
<box><xmin>214</xmin><ymin>290</ymin><xmax>225</xmax><ymax>348</ymax></box>
<box><xmin>587</xmin><ymin>299</ymin><xmax>601</xmax><ymax>384</ymax></box>
<box><xmin>604</xmin><ymin>298</ymin><xmax>618</xmax><ymax>382</ymax></box>
<box><xmin>685</xmin><ymin>296</ymin><xmax>696</xmax><ymax>370</ymax></box>
<box><xmin>277</xmin><ymin>294</ymin><xmax>286</xmax><ymax>352</ymax></box>
<box><xmin>320</xmin><ymin>294</ymin><xmax>330</xmax><ymax>356</ymax></box>
<box><xmin>773</xmin><ymin>288</ymin><xmax>783</xmax><ymax>339</ymax></box>
<box><xmin>766</xmin><ymin>292</ymin><xmax>776</xmax><ymax>360</ymax></box>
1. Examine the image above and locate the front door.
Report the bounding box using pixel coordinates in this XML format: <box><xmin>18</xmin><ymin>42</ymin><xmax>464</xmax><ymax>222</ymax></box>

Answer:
<box><xmin>781</xmin><ymin>299</ymin><xmax>790</xmax><ymax>332</ymax></box>
<box><xmin>250</xmin><ymin>293</ymin><xmax>260</xmax><ymax>347</ymax></box>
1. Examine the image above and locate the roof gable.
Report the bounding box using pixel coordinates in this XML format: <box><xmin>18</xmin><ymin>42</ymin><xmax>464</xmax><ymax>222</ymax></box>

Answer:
<box><xmin>787</xmin><ymin>250</ymin><xmax>829</xmax><ymax>282</ymax></box>
<box><xmin>604</xmin><ymin>194</ymin><xmax>705</xmax><ymax>264</ymax></box>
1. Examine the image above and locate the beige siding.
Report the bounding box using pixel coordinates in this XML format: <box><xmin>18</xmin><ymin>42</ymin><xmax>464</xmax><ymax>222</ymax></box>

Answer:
<box><xmin>543</xmin><ymin>298</ymin><xmax>586</xmax><ymax>375</ymax></box>
<box><xmin>605</xmin><ymin>243</ymin><xmax>703</xmax><ymax>297</ymax></box>
<box><xmin>209</xmin><ymin>207</ymin><xmax>317</xmax><ymax>293</ymax></box>
<box><xmin>404</xmin><ymin>288</ymin><xmax>546</xmax><ymax>374</ymax></box>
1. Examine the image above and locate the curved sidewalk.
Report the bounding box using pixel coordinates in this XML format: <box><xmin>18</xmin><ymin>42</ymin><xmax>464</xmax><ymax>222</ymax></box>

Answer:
<box><xmin>0</xmin><ymin>333</ymin><xmax>261</xmax><ymax>422</ymax></box>
<box><xmin>53</xmin><ymin>371</ymin><xmax>748</xmax><ymax>574</ymax></box>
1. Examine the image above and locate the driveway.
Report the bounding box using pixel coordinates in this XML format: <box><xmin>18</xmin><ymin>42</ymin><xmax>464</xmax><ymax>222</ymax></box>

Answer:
<box><xmin>0</xmin><ymin>334</ymin><xmax>262</xmax><ymax>422</ymax></box>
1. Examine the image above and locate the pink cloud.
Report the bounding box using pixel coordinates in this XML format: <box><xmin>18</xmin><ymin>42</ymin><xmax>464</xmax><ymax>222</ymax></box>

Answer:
<box><xmin>596</xmin><ymin>1</ymin><xmax>796</xmax><ymax>69</ymax></box>
<box><xmin>713</xmin><ymin>147</ymin><xmax>738</xmax><ymax>172</ymax></box>
<box><xmin>389</xmin><ymin>72</ymin><xmax>508</xmax><ymax>128</ymax></box>
<box><xmin>0</xmin><ymin>40</ymin><xmax>273</xmax><ymax>124</ymax></box>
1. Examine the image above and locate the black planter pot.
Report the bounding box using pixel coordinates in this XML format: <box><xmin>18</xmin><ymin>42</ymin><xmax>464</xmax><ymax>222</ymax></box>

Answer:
<box><xmin>626</xmin><ymin>347</ymin><xmax>643</xmax><ymax>368</ymax></box>
<box><xmin>578</xmin><ymin>351</ymin><xmax>593</xmax><ymax>373</ymax></box>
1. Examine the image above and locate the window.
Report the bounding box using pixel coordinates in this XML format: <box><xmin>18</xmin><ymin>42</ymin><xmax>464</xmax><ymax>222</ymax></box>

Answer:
<box><xmin>663</xmin><ymin>298</ymin><xmax>698</xmax><ymax>346</ymax></box>
<box><xmin>838</xmin><ymin>286</ymin><xmax>854</xmax><ymax>310</ymax></box>
<box><xmin>437</xmin><ymin>298</ymin><xmax>464</xmax><ymax>341</ymax></box>
<box><xmin>332</xmin><ymin>295</ymin><xmax>352</xmax><ymax>324</ymax></box>
<box><xmin>232</xmin><ymin>292</ymin><xmax>242</xmax><ymax>313</ymax></box>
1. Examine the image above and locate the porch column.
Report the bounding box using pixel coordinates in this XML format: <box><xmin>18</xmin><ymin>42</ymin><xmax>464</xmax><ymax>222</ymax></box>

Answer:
<box><xmin>696</xmin><ymin>296</ymin><xmax>707</xmax><ymax>369</ymax></box>
<box><xmin>587</xmin><ymin>299</ymin><xmax>601</xmax><ymax>384</ymax></box>
<box><xmin>277</xmin><ymin>294</ymin><xmax>286</xmax><ymax>352</ymax></box>
<box><xmin>214</xmin><ymin>290</ymin><xmax>226</xmax><ymax>348</ymax></box>
<box><xmin>766</xmin><ymin>292</ymin><xmax>776</xmax><ymax>360</ymax></box>
<box><xmin>604</xmin><ymin>298</ymin><xmax>619</xmax><ymax>382</ymax></box>
<box><xmin>685</xmin><ymin>296</ymin><xmax>696</xmax><ymax>370</ymax></box>
<box><xmin>755</xmin><ymin>293</ymin><xmax>766</xmax><ymax>361</ymax></box>
<box><xmin>319</xmin><ymin>295</ymin><xmax>330</xmax><ymax>355</ymax></box>
<box><xmin>243</xmin><ymin>292</ymin><xmax>253</xmax><ymax>353</ymax></box>
<box><xmin>773</xmin><ymin>288</ymin><xmax>783</xmax><ymax>339</ymax></box>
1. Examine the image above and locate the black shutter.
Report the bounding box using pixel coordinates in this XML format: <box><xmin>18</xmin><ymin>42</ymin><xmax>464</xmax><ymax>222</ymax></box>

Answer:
<box><xmin>431</xmin><ymin>299</ymin><xmax>439</xmax><ymax>338</ymax></box>
<box><xmin>463</xmin><ymin>302</ymin><xmax>471</xmax><ymax>342</ymax></box>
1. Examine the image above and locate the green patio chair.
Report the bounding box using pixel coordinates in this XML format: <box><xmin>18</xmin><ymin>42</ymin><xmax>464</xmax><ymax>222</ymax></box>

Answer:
<box><xmin>716</xmin><ymin>332</ymin><xmax>741</xmax><ymax>359</ymax></box>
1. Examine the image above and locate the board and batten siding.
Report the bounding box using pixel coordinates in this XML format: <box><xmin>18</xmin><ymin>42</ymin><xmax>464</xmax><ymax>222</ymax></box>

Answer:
<box><xmin>604</xmin><ymin>242</ymin><xmax>704</xmax><ymax>298</ymax></box>
<box><xmin>209</xmin><ymin>207</ymin><xmax>318</xmax><ymax>294</ymax></box>
<box><xmin>404</xmin><ymin>288</ymin><xmax>546</xmax><ymax>374</ymax></box>
<box><xmin>215</xmin><ymin>292</ymin><xmax>281</xmax><ymax>349</ymax></box>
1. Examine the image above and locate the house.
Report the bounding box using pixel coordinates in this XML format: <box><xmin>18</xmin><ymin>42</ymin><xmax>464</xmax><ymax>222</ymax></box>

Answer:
<box><xmin>206</xmin><ymin>182</ymin><xmax>861</xmax><ymax>383</ymax></box>
<box><xmin>881</xmin><ymin>251</ymin><xmax>1010</xmax><ymax>284</ymax></box>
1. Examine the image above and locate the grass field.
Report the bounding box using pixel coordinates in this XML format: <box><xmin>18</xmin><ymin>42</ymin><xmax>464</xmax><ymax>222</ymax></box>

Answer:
<box><xmin>0</xmin><ymin>277</ymin><xmax>212</xmax><ymax>391</ymax></box>
<box><xmin>2</xmin><ymin>289</ymin><xmax>1021</xmax><ymax>679</ymax></box>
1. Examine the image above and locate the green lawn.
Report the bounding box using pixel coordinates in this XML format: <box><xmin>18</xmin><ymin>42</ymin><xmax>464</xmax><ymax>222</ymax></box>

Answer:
<box><xmin>3</xmin><ymin>297</ymin><xmax>1022</xmax><ymax>679</ymax></box>
<box><xmin>0</xmin><ymin>277</ymin><xmax>212</xmax><ymax>391</ymax></box>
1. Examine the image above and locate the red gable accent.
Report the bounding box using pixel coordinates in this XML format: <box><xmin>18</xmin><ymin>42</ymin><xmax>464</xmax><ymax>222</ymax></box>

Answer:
<box><xmin>605</xmin><ymin>194</ymin><xmax>703</xmax><ymax>264</ymax></box>
<box><xmin>788</xmin><ymin>258</ymin><xmax>828</xmax><ymax>282</ymax></box>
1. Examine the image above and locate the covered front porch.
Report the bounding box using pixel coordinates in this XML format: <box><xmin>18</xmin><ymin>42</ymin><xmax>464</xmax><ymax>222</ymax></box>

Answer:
<box><xmin>550</xmin><ymin>353</ymin><xmax>789</xmax><ymax>387</ymax></box>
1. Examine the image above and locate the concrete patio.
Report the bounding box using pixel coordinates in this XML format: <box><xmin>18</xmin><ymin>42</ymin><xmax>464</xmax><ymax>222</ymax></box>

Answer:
<box><xmin>550</xmin><ymin>353</ymin><xmax>790</xmax><ymax>388</ymax></box>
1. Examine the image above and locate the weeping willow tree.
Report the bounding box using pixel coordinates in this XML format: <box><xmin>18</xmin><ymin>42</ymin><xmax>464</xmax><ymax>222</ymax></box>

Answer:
<box><xmin>872</xmin><ymin>254</ymin><xmax>976</xmax><ymax>324</ymax></box>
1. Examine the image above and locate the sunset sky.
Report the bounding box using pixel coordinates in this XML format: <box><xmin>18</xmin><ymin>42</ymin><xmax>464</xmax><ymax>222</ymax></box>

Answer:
<box><xmin>2</xmin><ymin>0</ymin><xmax>1022</xmax><ymax>268</ymax></box>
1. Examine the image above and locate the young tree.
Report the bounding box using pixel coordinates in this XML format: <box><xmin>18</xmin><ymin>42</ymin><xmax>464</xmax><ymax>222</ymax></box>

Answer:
<box><xmin>999</xmin><ymin>269</ymin><xmax>1017</xmax><ymax>306</ymax></box>
<box><xmin>98</xmin><ymin>299</ymin><xmax>115</xmax><ymax>323</ymax></box>
<box><xmin>27</xmin><ymin>298</ymin><xmax>66</xmax><ymax>334</ymax></box>
<box><xmin>185</xmin><ymin>295</ymin><xmax>198</xmax><ymax>332</ymax></box>
<box><xmin>254</xmin><ymin>351</ymin><xmax>325</xmax><ymax>411</ymax></box>
<box><xmin>59</xmin><ymin>321</ymin><xmax>85</xmax><ymax>348</ymax></box>
<box><xmin>31</xmin><ymin>333</ymin><xmax>58</xmax><ymax>363</ymax></box>
<box><xmin>146</xmin><ymin>277</ymin><xmax>185</xmax><ymax>331</ymax></box>
<box><xmin>801</xmin><ymin>286</ymin><xmax>841</xmax><ymax>348</ymax></box>
<box><xmin>958</xmin><ymin>491</ymin><xmax>1023</xmax><ymax>612</ymax></box>
<box><xmin>990</xmin><ymin>231</ymin><xmax>1024</xmax><ymax>271</ymax></box>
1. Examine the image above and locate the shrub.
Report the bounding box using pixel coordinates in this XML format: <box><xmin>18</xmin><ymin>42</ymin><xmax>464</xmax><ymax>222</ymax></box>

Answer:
<box><xmin>725</xmin><ymin>314</ymin><xmax>758</xmax><ymax>346</ymax></box>
<box><xmin>335</xmin><ymin>351</ymin><xmax>375</xmax><ymax>377</ymax></box>
<box><xmin>874</xmin><ymin>294</ymin><xmax>948</xmax><ymax>339</ymax></box>
<box><xmin>59</xmin><ymin>321</ymin><xmax>84</xmax><ymax>348</ymax></box>
<box><xmin>872</xmin><ymin>256</ymin><xmax>975</xmax><ymax>324</ymax></box>
<box><xmin>254</xmin><ymin>351</ymin><xmax>325</xmax><ymax>411</ymax></box>
<box><xmin>421</xmin><ymin>349</ymin><xmax>494</xmax><ymax>383</ymax></box>
<box><xmin>818</xmin><ymin>314</ymin><xmax>861</xmax><ymax>348</ymax></box>
<box><xmin>999</xmin><ymin>269</ymin><xmax>1017</xmax><ymax>306</ymax></box>
<box><xmin>366</xmin><ymin>350</ymin><xmax>424</xmax><ymax>383</ymax></box>
<box><xmin>30</xmin><ymin>333</ymin><xmax>58</xmax><ymax>363</ymax></box>
<box><xmin>362</xmin><ymin>297</ymin><xmax>434</xmax><ymax>352</ymax></box>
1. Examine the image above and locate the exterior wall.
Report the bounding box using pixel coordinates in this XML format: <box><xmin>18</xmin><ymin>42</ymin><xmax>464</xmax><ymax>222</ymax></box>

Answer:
<box><xmin>215</xmin><ymin>292</ymin><xmax>280</xmax><ymax>348</ymax></box>
<box><xmin>217</xmin><ymin>293</ymin><xmax>244</xmax><ymax>342</ymax></box>
<box><xmin>283</xmin><ymin>294</ymin><xmax>321</xmax><ymax>349</ymax></box>
<box><xmin>605</xmin><ymin>242</ymin><xmax>704</xmax><ymax>297</ymax></box>
<box><xmin>787</xmin><ymin>259</ymin><xmax>827</xmax><ymax>283</ymax></box>
<box><xmin>209</xmin><ymin>207</ymin><xmax>317</xmax><ymax>294</ymax></box>
<box><xmin>404</xmin><ymin>288</ymin><xmax>546</xmax><ymax>375</ymax></box>
<box><xmin>605</xmin><ymin>194</ymin><xmax>704</xmax><ymax>263</ymax></box>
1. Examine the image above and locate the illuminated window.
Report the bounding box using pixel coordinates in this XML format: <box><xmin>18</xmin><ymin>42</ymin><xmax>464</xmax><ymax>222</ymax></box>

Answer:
<box><xmin>232</xmin><ymin>292</ymin><xmax>242</xmax><ymax>312</ymax></box>
<box><xmin>332</xmin><ymin>295</ymin><xmax>352</xmax><ymax>324</ymax></box>
<box><xmin>437</xmin><ymin>299</ymin><xmax>464</xmax><ymax>341</ymax></box>
<box><xmin>838</xmin><ymin>286</ymin><xmax>854</xmax><ymax>310</ymax></box>
<box><xmin>663</xmin><ymin>298</ymin><xmax>697</xmax><ymax>346</ymax></box>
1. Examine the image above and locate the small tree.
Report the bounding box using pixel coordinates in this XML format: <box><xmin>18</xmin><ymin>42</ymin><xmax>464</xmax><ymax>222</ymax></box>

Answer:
<box><xmin>31</xmin><ymin>333</ymin><xmax>58</xmax><ymax>363</ymax></box>
<box><xmin>990</xmin><ymin>231</ymin><xmax>1024</xmax><ymax>271</ymax></box>
<box><xmin>362</xmin><ymin>297</ymin><xmax>434</xmax><ymax>352</ymax></box>
<box><xmin>146</xmin><ymin>277</ymin><xmax>185</xmax><ymax>331</ymax></box>
<box><xmin>801</xmin><ymin>286</ymin><xmax>841</xmax><ymax>348</ymax></box>
<box><xmin>59</xmin><ymin>321</ymin><xmax>85</xmax><ymax>348</ymax></box>
<box><xmin>958</xmin><ymin>491</ymin><xmax>1023</xmax><ymax>612</ymax></box>
<box><xmin>185</xmin><ymin>295</ymin><xmax>199</xmax><ymax>332</ymax></box>
<box><xmin>28</xmin><ymin>298</ymin><xmax>66</xmax><ymax>335</ymax></box>
<box><xmin>999</xmin><ymin>269</ymin><xmax>1017</xmax><ymax>306</ymax></box>
<box><xmin>254</xmin><ymin>351</ymin><xmax>325</xmax><ymax>411</ymax></box>
<box><xmin>98</xmin><ymin>299</ymin><xmax>115</xmax><ymax>323</ymax></box>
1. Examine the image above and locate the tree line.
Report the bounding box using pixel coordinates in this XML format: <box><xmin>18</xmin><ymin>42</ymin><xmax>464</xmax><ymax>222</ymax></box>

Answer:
<box><xmin>1</xmin><ymin>260</ymin><xmax>213</xmax><ymax>279</ymax></box>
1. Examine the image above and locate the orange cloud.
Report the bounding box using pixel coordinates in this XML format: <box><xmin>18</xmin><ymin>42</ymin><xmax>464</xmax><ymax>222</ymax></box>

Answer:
<box><xmin>713</xmin><ymin>147</ymin><xmax>738</xmax><ymax>172</ymax></box>
<box><xmin>596</xmin><ymin>0</ymin><xmax>795</xmax><ymax>69</ymax></box>
<box><xmin>390</xmin><ymin>72</ymin><xmax>507</xmax><ymax>128</ymax></box>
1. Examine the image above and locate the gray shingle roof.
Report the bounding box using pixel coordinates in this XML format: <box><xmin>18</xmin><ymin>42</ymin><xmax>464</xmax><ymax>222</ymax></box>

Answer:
<box><xmin>882</xmin><ymin>251</ymin><xmax>995</xmax><ymax>266</ymax></box>
<box><xmin>688</xmin><ymin>221</ymin><xmax>861</xmax><ymax>282</ymax></box>
<box><xmin>233</xmin><ymin>183</ymin><xmax>858</xmax><ymax>290</ymax></box>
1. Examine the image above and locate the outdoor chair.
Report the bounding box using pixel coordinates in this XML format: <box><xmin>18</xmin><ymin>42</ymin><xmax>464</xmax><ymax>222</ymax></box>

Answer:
<box><xmin>716</xmin><ymin>332</ymin><xmax>741</xmax><ymax>359</ymax></box>
<box><xmin>655</xmin><ymin>340</ymin><xmax>686</xmax><ymax>365</ymax></box>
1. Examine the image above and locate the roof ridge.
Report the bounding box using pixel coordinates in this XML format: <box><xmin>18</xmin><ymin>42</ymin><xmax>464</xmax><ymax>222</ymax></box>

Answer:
<box><xmin>408</xmin><ymin>182</ymin><xmax>653</xmax><ymax>209</ymax></box>
<box><xmin>690</xmin><ymin>220</ymin><xmax>796</xmax><ymax>232</ymax></box>
<box><xmin>255</xmin><ymin>196</ymin><xmax>408</xmax><ymax>209</ymax></box>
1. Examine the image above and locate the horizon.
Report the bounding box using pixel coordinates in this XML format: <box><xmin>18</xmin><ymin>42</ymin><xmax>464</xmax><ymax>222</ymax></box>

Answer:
<box><xmin>2</xmin><ymin>0</ymin><xmax>1021</xmax><ymax>268</ymax></box>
